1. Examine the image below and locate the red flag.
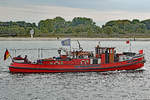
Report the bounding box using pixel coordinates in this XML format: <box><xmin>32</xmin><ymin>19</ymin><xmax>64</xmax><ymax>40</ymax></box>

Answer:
<box><xmin>126</xmin><ymin>40</ymin><xmax>130</xmax><ymax>44</ymax></box>
<box><xmin>4</xmin><ymin>49</ymin><xmax>10</xmax><ymax>60</ymax></box>
<box><xmin>139</xmin><ymin>50</ymin><xmax>143</xmax><ymax>54</ymax></box>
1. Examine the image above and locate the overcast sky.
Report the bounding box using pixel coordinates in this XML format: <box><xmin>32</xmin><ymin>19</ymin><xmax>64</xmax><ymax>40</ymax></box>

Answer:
<box><xmin>0</xmin><ymin>0</ymin><xmax>150</xmax><ymax>26</ymax></box>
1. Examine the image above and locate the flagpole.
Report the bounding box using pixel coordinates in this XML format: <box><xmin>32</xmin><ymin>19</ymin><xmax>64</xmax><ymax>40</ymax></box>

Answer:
<box><xmin>61</xmin><ymin>39</ymin><xmax>71</xmax><ymax>56</ymax></box>
<box><xmin>9</xmin><ymin>54</ymin><xmax>14</xmax><ymax>62</ymax></box>
<box><xmin>126</xmin><ymin>40</ymin><xmax>131</xmax><ymax>52</ymax></box>
<box><xmin>70</xmin><ymin>40</ymin><xmax>71</xmax><ymax>56</ymax></box>
<box><xmin>8</xmin><ymin>49</ymin><xmax>14</xmax><ymax>62</ymax></box>
<box><xmin>129</xmin><ymin>41</ymin><xmax>131</xmax><ymax>52</ymax></box>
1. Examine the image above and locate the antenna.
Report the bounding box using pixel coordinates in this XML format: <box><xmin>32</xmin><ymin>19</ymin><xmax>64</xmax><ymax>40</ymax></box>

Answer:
<box><xmin>98</xmin><ymin>41</ymin><xmax>101</xmax><ymax>46</ymax></box>
<box><xmin>77</xmin><ymin>40</ymin><xmax>83</xmax><ymax>51</ymax></box>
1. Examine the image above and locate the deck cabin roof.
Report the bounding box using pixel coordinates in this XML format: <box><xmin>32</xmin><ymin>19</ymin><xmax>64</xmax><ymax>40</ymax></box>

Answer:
<box><xmin>95</xmin><ymin>45</ymin><xmax>115</xmax><ymax>49</ymax></box>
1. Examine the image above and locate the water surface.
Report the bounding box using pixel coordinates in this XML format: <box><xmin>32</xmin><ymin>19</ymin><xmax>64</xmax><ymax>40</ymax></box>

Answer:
<box><xmin>0</xmin><ymin>40</ymin><xmax>150</xmax><ymax>100</ymax></box>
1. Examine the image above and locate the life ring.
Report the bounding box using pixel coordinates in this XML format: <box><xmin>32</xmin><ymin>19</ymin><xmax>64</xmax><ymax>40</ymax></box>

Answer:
<box><xmin>61</xmin><ymin>61</ymin><xmax>63</xmax><ymax>64</ymax></box>
<box><xmin>50</xmin><ymin>62</ymin><xmax>53</xmax><ymax>64</ymax></box>
<box><xmin>54</xmin><ymin>61</ymin><xmax>60</xmax><ymax>64</ymax></box>
<box><xmin>81</xmin><ymin>60</ymin><xmax>86</xmax><ymax>64</ymax></box>
<box><xmin>86</xmin><ymin>60</ymin><xmax>89</xmax><ymax>63</ymax></box>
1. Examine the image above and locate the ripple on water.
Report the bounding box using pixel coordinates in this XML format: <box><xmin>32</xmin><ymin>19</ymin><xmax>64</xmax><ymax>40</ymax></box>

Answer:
<box><xmin>0</xmin><ymin>41</ymin><xmax>150</xmax><ymax>100</ymax></box>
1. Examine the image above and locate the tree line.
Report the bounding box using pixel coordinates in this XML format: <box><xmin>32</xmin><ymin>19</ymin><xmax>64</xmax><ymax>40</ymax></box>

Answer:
<box><xmin>1</xmin><ymin>17</ymin><xmax>150</xmax><ymax>37</ymax></box>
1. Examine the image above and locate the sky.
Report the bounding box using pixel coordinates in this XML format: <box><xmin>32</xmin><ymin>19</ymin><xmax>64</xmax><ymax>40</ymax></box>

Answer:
<box><xmin>0</xmin><ymin>0</ymin><xmax>150</xmax><ymax>26</ymax></box>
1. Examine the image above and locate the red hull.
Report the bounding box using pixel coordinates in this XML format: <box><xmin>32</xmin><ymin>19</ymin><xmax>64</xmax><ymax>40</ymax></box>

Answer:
<box><xmin>9</xmin><ymin>57</ymin><xmax>145</xmax><ymax>73</ymax></box>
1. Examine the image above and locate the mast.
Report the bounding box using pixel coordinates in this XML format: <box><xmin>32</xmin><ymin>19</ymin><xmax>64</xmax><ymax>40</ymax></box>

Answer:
<box><xmin>77</xmin><ymin>40</ymin><xmax>83</xmax><ymax>51</ymax></box>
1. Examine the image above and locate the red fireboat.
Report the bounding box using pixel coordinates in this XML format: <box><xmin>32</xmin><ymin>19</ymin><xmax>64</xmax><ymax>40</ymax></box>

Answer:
<box><xmin>9</xmin><ymin>41</ymin><xmax>145</xmax><ymax>73</ymax></box>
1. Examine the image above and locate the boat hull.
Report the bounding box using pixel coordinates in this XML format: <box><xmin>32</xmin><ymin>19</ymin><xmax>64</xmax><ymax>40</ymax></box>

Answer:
<box><xmin>9</xmin><ymin>57</ymin><xmax>145</xmax><ymax>73</ymax></box>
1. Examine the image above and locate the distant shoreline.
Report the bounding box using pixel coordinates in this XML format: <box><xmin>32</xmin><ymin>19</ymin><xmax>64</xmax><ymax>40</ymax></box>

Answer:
<box><xmin>0</xmin><ymin>37</ymin><xmax>150</xmax><ymax>41</ymax></box>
